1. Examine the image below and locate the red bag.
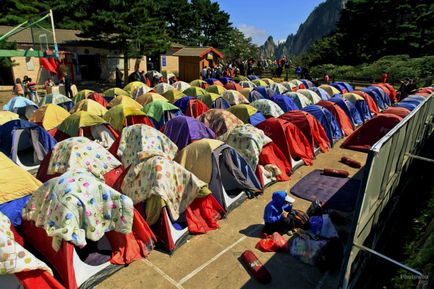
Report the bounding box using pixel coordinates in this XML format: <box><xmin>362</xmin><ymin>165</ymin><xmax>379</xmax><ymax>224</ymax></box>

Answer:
<box><xmin>240</xmin><ymin>250</ymin><xmax>272</xmax><ymax>284</ymax></box>
<box><xmin>256</xmin><ymin>232</ymin><xmax>289</xmax><ymax>253</ymax></box>
<box><xmin>341</xmin><ymin>157</ymin><xmax>361</xmax><ymax>168</ymax></box>
<box><xmin>323</xmin><ymin>168</ymin><xmax>349</xmax><ymax>178</ymax></box>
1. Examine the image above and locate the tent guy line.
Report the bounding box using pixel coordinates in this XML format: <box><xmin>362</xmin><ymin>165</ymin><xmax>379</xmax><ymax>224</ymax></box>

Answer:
<box><xmin>141</xmin><ymin>259</ymin><xmax>185</xmax><ymax>289</ymax></box>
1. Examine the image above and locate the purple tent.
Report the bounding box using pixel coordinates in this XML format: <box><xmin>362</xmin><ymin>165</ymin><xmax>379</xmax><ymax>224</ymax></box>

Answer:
<box><xmin>162</xmin><ymin>116</ymin><xmax>216</xmax><ymax>150</ymax></box>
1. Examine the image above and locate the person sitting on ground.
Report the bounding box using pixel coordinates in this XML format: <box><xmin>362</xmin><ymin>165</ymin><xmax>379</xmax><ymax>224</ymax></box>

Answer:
<box><xmin>263</xmin><ymin>191</ymin><xmax>295</xmax><ymax>235</ymax></box>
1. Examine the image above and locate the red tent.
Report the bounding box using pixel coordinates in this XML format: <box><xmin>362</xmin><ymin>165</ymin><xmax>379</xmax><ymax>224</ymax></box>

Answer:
<box><xmin>87</xmin><ymin>92</ymin><xmax>108</xmax><ymax>107</ymax></box>
<box><xmin>341</xmin><ymin>114</ymin><xmax>402</xmax><ymax>152</ymax></box>
<box><xmin>224</xmin><ymin>82</ymin><xmax>242</xmax><ymax>91</ymax></box>
<box><xmin>382</xmin><ymin>107</ymin><xmax>410</xmax><ymax>118</ymax></box>
<box><xmin>184</xmin><ymin>98</ymin><xmax>209</xmax><ymax>118</ymax></box>
<box><xmin>353</xmin><ymin>91</ymin><xmax>379</xmax><ymax>114</ymax></box>
<box><xmin>414</xmin><ymin>87</ymin><xmax>433</xmax><ymax>97</ymax></box>
<box><xmin>256</xmin><ymin>117</ymin><xmax>314</xmax><ymax>165</ymax></box>
<box><xmin>257</xmin><ymin>142</ymin><xmax>292</xmax><ymax>185</ymax></box>
<box><xmin>317</xmin><ymin>100</ymin><xmax>354</xmax><ymax>136</ymax></box>
<box><xmin>279</xmin><ymin>110</ymin><xmax>330</xmax><ymax>153</ymax></box>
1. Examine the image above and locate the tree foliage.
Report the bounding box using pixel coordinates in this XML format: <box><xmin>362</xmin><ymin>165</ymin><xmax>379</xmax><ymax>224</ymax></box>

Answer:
<box><xmin>0</xmin><ymin>0</ymin><xmax>49</xmax><ymax>25</ymax></box>
<box><xmin>220</xmin><ymin>28</ymin><xmax>258</xmax><ymax>62</ymax></box>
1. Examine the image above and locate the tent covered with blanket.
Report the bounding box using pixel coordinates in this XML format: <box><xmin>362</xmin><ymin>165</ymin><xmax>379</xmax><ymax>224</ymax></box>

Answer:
<box><xmin>0</xmin><ymin>119</ymin><xmax>56</xmax><ymax>171</ymax></box>
<box><xmin>176</xmin><ymin>139</ymin><xmax>262</xmax><ymax>211</ymax></box>
<box><xmin>222</xmin><ymin>90</ymin><xmax>249</xmax><ymax>105</ymax></box>
<box><xmin>174</xmin><ymin>96</ymin><xmax>209</xmax><ymax>118</ymax></box>
<box><xmin>142</xmin><ymin>100</ymin><xmax>182</xmax><ymax>129</ymax></box>
<box><xmin>227</xmin><ymin>104</ymin><xmax>266</xmax><ymax>126</ymax></box>
<box><xmin>198</xmin><ymin>109</ymin><xmax>244</xmax><ymax>138</ymax></box>
<box><xmin>162</xmin><ymin>116</ymin><xmax>215</xmax><ymax>150</ymax></box>
<box><xmin>54</xmin><ymin>111</ymin><xmax>118</xmax><ymax>148</ymax></box>
<box><xmin>113</xmin><ymin>124</ymin><xmax>225</xmax><ymax>252</ymax></box>
<box><xmin>342</xmin><ymin>114</ymin><xmax>403</xmax><ymax>152</ymax></box>
<box><xmin>250</xmin><ymin>99</ymin><xmax>284</xmax><ymax>118</ymax></box>
<box><xmin>279</xmin><ymin>110</ymin><xmax>330</xmax><ymax>153</ymax></box>
<box><xmin>219</xmin><ymin>124</ymin><xmax>291</xmax><ymax>187</ymax></box>
<box><xmin>302</xmin><ymin>105</ymin><xmax>343</xmax><ymax>145</ymax></box>
<box><xmin>282</xmin><ymin>91</ymin><xmax>312</xmax><ymax>109</ymax></box>
<box><xmin>20</xmin><ymin>169</ymin><xmax>156</xmax><ymax>289</ymax></box>
<box><xmin>297</xmin><ymin>89</ymin><xmax>322</xmax><ymax>104</ymax></box>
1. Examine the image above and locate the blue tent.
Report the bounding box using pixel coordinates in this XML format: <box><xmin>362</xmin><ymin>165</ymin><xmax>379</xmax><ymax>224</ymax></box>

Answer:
<box><xmin>3</xmin><ymin>96</ymin><xmax>37</xmax><ymax>111</ymax></box>
<box><xmin>174</xmin><ymin>96</ymin><xmax>195</xmax><ymax>112</ymax></box>
<box><xmin>362</xmin><ymin>87</ymin><xmax>387</xmax><ymax>110</ymax></box>
<box><xmin>218</xmin><ymin>77</ymin><xmax>232</xmax><ymax>85</ymax></box>
<box><xmin>270</xmin><ymin>95</ymin><xmax>299</xmax><ymax>113</ymax></box>
<box><xmin>336</xmin><ymin>82</ymin><xmax>354</xmax><ymax>92</ymax></box>
<box><xmin>212</xmin><ymin>97</ymin><xmax>231</xmax><ymax>109</ymax></box>
<box><xmin>330</xmin><ymin>83</ymin><xmax>348</xmax><ymax>94</ymax></box>
<box><xmin>252</xmin><ymin>86</ymin><xmax>276</xmax><ymax>99</ymax></box>
<box><xmin>310</xmin><ymin>87</ymin><xmax>330</xmax><ymax>100</ymax></box>
<box><xmin>301</xmin><ymin>79</ymin><xmax>314</xmax><ymax>89</ymax></box>
<box><xmin>249</xmin><ymin>112</ymin><xmax>267</xmax><ymax>127</ymax></box>
<box><xmin>402</xmin><ymin>97</ymin><xmax>424</xmax><ymax>105</ymax></box>
<box><xmin>368</xmin><ymin>86</ymin><xmax>391</xmax><ymax>106</ymax></box>
<box><xmin>249</xmin><ymin>90</ymin><xmax>264</xmax><ymax>102</ymax></box>
<box><xmin>407</xmin><ymin>95</ymin><xmax>426</xmax><ymax>102</ymax></box>
<box><xmin>349</xmin><ymin>98</ymin><xmax>372</xmax><ymax>122</ymax></box>
<box><xmin>0</xmin><ymin>119</ymin><xmax>56</xmax><ymax>168</ymax></box>
<box><xmin>206</xmin><ymin>78</ymin><xmax>220</xmax><ymax>85</ymax></box>
<box><xmin>302</xmin><ymin>105</ymin><xmax>343</xmax><ymax>145</ymax></box>
<box><xmin>248</xmin><ymin>75</ymin><xmax>259</xmax><ymax>80</ymax></box>
<box><xmin>395</xmin><ymin>102</ymin><xmax>417</xmax><ymax>111</ymax></box>
<box><xmin>329</xmin><ymin>97</ymin><xmax>363</xmax><ymax>127</ymax></box>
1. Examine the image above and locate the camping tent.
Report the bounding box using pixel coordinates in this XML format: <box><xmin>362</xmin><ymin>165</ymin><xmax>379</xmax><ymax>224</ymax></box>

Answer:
<box><xmin>317</xmin><ymin>100</ymin><xmax>354</xmax><ymax>136</ymax></box>
<box><xmin>206</xmin><ymin>84</ymin><xmax>226</xmax><ymax>95</ymax></box>
<box><xmin>190</xmin><ymin>79</ymin><xmax>209</xmax><ymax>89</ymax></box>
<box><xmin>222</xmin><ymin>90</ymin><xmax>250</xmax><ymax>105</ymax></box>
<box><xmin>103</xmin><ymin>88</ymin><xmax>130</xmax><ymax>98</ymax></box>
<box><xmin>239</xmin><ymin>81</ymin><xmax>256</xmax><ymax>88</ymax></box>
<box><xmin>319</xmin><ymin>85</ymin><xmax>340</xmax><ymax>97</ymax></box>
<box><xmin>362</xmin><ymin>87</ymin><xmax>387</xmax><ymax>110</ymax></box>
<box><xmin>224</xmin><ymin>82</ymin><xmax>242</xmax><ymax>91</ymax></box>
<box><xmin>154</xmin><ymin>83</ymin><xmax>174</xmax><ymax>95</ymax></box>
<box><xmin>132</xmin><ymin>85</ymin><xmax>153</xmax><ymax>99</ymax></box>
<box><xmin>342</xmin><ymin>114</ymin><xmax>403</xmax><ymax>152</ymax></box>
<box><xmin>70</xmin><ymin>99</ymin><xmax>108</xmax><ymax>117</ymax></box>
<box><xmin>3</xmin><ymin>96</ymin><xmax>38</xmax><ymax>120</ymax></box>
<box><xmin>183</xmin><ymin>86</ymin><xmax>209</xmax><ymax>97</ymax></box>
<box><xmin>281</xmin><ymin>82</ymin><xmax>297</xmax><ymax>92</ymax></box>
<box><xmin>73</xmin><ymin>92</ymin><xmax>108</xmax><ymax>108</ymax></box>
<box><xmin>0</xmin><ymin>111</ymin><xmax>19</xmax><ymax>125</ymax></box>
<box><xmin>282</xmin><ymin>91</ymin><xmax>312</xmax><ymax>109</ymax></box>
<box><xmin>381</xmin><ymin>107</ymin><xmax>410</xmax><ymax>118</ymax></box>
<box><xmin>205</xmin><ymin>78</ymin><xmax>224</xmax><ymax>86</ymax></box>
<box><xmin>352</xmin><ymin>91</ymin><xmax>379</xmax><ymax>114</ymax></box>
<box><xmin>162</xmin><ymin>116</ymin><xmax>215</xmax><ymax>150</ymax></box>
<box><xmin>329</xmin><ymin>97</ymin><xmax>363</xmax><ymax>127</ymax></box>
<box><xmin>104</xmin><ymin>104</ymin><xmax>154</xmax><ymax>132</ymax></box>
<box><xmin>124</xmin><ymin>81</ymin><xmax>147</xmax><ymax>95</ymax></box>
<box><xmin>0</xmin><ymin>120</ymin><xmax>56</xmax><ymax>171</ymax></box>
<box><xmin>302</xmin><ymin>105</ymin><xmax>343</xmax><ymax>145</ymax></box>
<box><xmin>39</xmin><ymin>93</ymin><xmax>74</xmax><ymax>111</ymax></box>
<box><xmin>107</xmin><ymin>95</ymin><xmax>142</xmax><ymax>109</ymax></box>
<box><xmin>198</xmin><ymin>109</ymin><xmax>244</xmax><ymax>137</ymax></box>
<box><xmin>269</xmin><ymin>83</ymin><xmax>287</xmax><ymax>94</ymax></box>
<box><xmin>162</xmin><ymin>90</ymin><xmax>186</xmax><ymax>103</ymax></box>
<box><xmin>142</xmin><ymin>101</ymin><xmax>182</xmax><ymax>129</ymax></box>
<box><xmin>310</xmin><ymin>87</ymin><xmax>331</xmax><ymax>100</ymax></box>
<box><xmin>250</xmin><ymin>99</ymin><xmax>284</xmax><ymax>118</ymax></box>
<box><xmin>136</xmin><ymin>92</ymin><xmax>168</xmax><ymax>106</ymax></box>
<box><xmin>30</xmin><ymin>104</ymin><xmax>70</xmax><ymax>131</ymax></box>
<box><xmin>198</xmin><ymin>93</ymin><xmax>230</xmax><ymax>109</ymax></box>
<box><xmin>342</xmin><ymin>93</ymin><xmax>372</xmax><ymax>122</ymax></box>
<box><xmin>252</xmin><ymin>86</ymin><xmax>276</xmax><ymax>99</ymax></box>
<box><xmin>373</xmin><ymin>83</ymin><xmax>398</xmax><ymax>103</ymax></box>
<box><xmin>269</xmin><ymin>94</ymin><xmax>299</xmax><ymax>113</ymax></box>
<box><xmin>174</xmin><ymin>96</ymin><xmax>209</xmax><ymax>118</ymax></box>
<box><xmin>290</xmin><ymin>79</ymin><xmax>306</xmax><ymax>89</ymax></box>
<box><xmin>227</xmin><ymin>104</ymin><xmax>266</xmax><ymax>126</ymax></box>
<box><xmin>301</xmin><ymin>79</ymin><xmax>314</xmax><ymax>89</ymax></box>
<box><xmin>297</xmin><ymin>89</ymin><xmax>322</xmax><ymax>104</ymax></box>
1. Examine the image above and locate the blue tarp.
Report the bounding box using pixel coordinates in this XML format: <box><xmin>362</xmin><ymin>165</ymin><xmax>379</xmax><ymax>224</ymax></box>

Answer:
<box><xmin>249</xmin><ymin>112</ymin><xmax>266</xmax><ymax>127</ymax></box>
<box><xmin>329</xmin><ymin>97</ymin><xmax>363</xmax><ymax>127</ymax></box>
<box><xmin>0</xmin><ymin>195</ymin><xmax>31</xmax><ymax>226</ymax></box>
<box><xmin>302</xmin><ymin>105</ymin><xmax>343</xmax><ymax>145</ymax></box>
<box><xmin>368</xmin><ymin>86</ymin><xmax>391</xmax><ymax>106</ymax></box>
<box><xmin>270</xmin><ymin>95</ymin><xmax>299</xmax><ymax>113</ymax></box>
<box><xmin>0</xmin><ymin>119</ymin><xmax>57</xmax><ymax>158</ymax></box>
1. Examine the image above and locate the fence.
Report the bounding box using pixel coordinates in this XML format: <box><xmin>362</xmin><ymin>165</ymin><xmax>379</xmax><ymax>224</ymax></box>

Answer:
<box><xmin>339</xmin><ymin>94</ymin><xmax>434</xmax><ymax>288</ymax></box>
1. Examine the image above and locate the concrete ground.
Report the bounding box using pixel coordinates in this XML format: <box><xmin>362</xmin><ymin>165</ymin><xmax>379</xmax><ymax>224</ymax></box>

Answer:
<box><xmin>96</xmin><ymin>140</ymin><xmax>368</xmax><ymax>289</ymax></box>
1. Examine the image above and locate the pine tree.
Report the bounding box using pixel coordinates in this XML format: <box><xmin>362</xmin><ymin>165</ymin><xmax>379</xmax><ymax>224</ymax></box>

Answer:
<box><xmin>0</xmin><ymin>0</ymin><xmax>49</xmax><ymax>25</ymax></box>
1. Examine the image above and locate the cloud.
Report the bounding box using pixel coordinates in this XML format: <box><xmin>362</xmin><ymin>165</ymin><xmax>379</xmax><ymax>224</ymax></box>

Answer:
<box><xmin>237</xmin><ymin>24</ymin><xmax>268</xmax><ymax>45</ymax></box>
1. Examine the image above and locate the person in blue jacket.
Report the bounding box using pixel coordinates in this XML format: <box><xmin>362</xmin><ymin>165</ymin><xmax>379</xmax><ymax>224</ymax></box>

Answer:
<box><xmin>263</xmin><ymin>191</ymin><xmax>295</xmax><ymax>235</ymax></box>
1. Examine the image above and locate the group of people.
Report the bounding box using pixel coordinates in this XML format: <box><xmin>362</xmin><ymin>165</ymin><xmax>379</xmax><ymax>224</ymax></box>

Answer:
<box><xmin>13</xmin><ymin>76</ymin><xmax>38</xmax><ymax>102</ymax></box>
<box><xmin>201</xmin><ymin>63</ymin><xmax>241</xmax><ymax>80</ymax></box>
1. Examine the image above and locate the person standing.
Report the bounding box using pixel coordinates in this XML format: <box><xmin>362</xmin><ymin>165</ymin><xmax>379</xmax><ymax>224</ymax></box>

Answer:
<box><xmin>323</xmin><ymin>73</ymin><xmax>330</xmax><ymax>83</ymax></box>
<box><xmin>13</xmin><ymin>78</ymin><xmax>24</xmax><ymax>96</ymax></box>
<box><xmin>202</xmin><ymin>66</ymin><xmax>208</xmax><ymax>80</ymax></box>
<box><xmin>382</xmin><ymin>72</ymin><xmax>388</xmax><ymax>83</ymax></box>
<box><xmin>63</xmin><ymin>72</ymin><xmax>73</xmax><ymax>98</ymax></box>
<box><xmin>115</xmin><ymin>67</ymin><xmax>123</xmax><ymax>87</ymax></box>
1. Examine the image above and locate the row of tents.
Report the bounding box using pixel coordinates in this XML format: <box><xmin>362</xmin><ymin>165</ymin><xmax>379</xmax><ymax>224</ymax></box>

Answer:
<box><xmin>0</xmin><ymin>75</ymin><xmax>432</xmax><ymax>289</ymax></box>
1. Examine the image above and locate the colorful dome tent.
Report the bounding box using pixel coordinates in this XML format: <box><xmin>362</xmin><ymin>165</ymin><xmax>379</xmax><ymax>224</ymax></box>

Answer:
<box><xmin>198</xmin><ymin>109</ymin><xmax>243</xmax><ymax>137</ymax></box>
<box><xmin>74</xmin><ymin>89</ymin><xmax>94</xmax><ymax>102</ymax></box>
<box><xmin>107</xmin><ymin>95</ymin><xmax>142</xmax><ymax>109</ymax></box>
<box><xmin>252</xmin><ymin>86</ymin><xmax>276</xmax><ymax>98</ymax></box>
<box><xmin>0</xmin><ymin>120</ymin><xmax>56</xmax><ymax>171</ymax></box>
<box><xmin>329</xmin><ymin>97</ymin><xmax>363</xmax><ymax>127</ymax></box>
<box><xmin>173</xmin><ymin>81</ymin><xmax>191</xmax><ymax>92</ymax></box>
<box><xmin>124</xmin><ymin>81</ymin><xmax>146</xmax><ymax>95</ymax></box>
<box><xmin>153</xmin><ymin>83</ymin><xmax>174</xmax><ymax>95</ymax></box>
<box><xmin>330</xmin><ymin>82</ymin><xmax>351</xmax><ymax>94</ymax></box>
<box><xmin>252</xmin><ymin>79</ymin><xmax>267</xmax><ymax>87</ymax></box>
<box><xmin>142</xmin><ymin>100</ymin><xmax>182</xmax><ymax>129</ymax></box>
<box><xmin>256</xmin><ymin>117</ymin><xmax>314</xmax><ymax>167</ymax></box>
<box><xmin>394</xmin><ymin>101</ymin><xmax>418</xmax><ymax>111</ymax></box>
<box><xmin>382</xmin><ymin>107</ymin><xmax>411</xmax><ymax>118</ymax></box>
<box><xmin>183</xmin><ymin>86</ymin><xmax>209</xmax><ymax>97</ymax></box>
<box><xmin>283</xmin><ymin>91</ymin><xmax>312</xmax><ymax>109</ymax></box>
<box><xmin>261</xmin><ymin>78</ymin><xmax>275</xmax><ymax>85</ymax></box>
<box><xmin>54</xmin><ymin>111</ymin><xmax>118</xmax><ymax>148</ymax></box>
<box><xmin>206</xmin><ymin>84</ymin><xmax>226</xmax><ymax>95</ymax></box>
<box><xmin>162</xmin><ymin>89</ymin><xmax>186</xmax><ymax>103</ymax></box>
<box><xmin>103</xmin><ymin>87</ymin><xmax>130</xmax><ymax>99</ymax></box>
<box><xmin>71</xmin><ymin>99</ymin><xmax>108</xmax><ymax>117</ymax></box>
<box><xmin>136</xmin><ymin>92</ymin><xmax>168</xmax><ymax>106</ymax></box>
<box><xmin>224</xmin><ymin>82</ymin><xmax>242</xmax><ymax>91</ymax></box>
<box><xmin>319</xmin><ymin>84</ymin><xmax>341</xmax><ymax>97</ymax></box>
<box><xmin>29</xmin><ymin>104</ymin><xmax>70</xmax><ymax>131</ymax></box>
<box><xmin>279</xmin><ymin>110</ymin><xmax>330</xmax><ymax>153</ymax></box>
<box><xmin>21</xmin><ymin>169</ymin><xmax>156</xmax><ymax>289</ymax></box>
<box><xmin>301</xmin><ymin>79</ymin><xmax>314</xmax><ymax>89</ymax></box>
<box><xmin>162</xmin><ymin>116</ymin><xmax>215</xmax><ymax>150</ymax></box>
<box><xmin>342</xmin><ymin>114</ymin><xmax>403</xmax><ymax>152</ymax></box>
<box><xmin>0</xmin><ymin>211</ymin><xmax>65</xmax><ymax>289</ymax></box>
<box><xmin>218</xmin><ymin>77</ymin><xmax>232</xmax><ymax>85</ymax></box>
<box><xmin>337</xmin><ymin>82</ymin><xmax>354</xmax><ymax>92</ymax></box>
<box><xmin>176</xmin><ymin>139</ymin><xmax>262</xmax><ymax>211</ymax></box>
<box><xmin>310</xmin><ymin>87</ymin><xmax>331</xmax><ymax>100</ymax></box>
<box><xmin>173</xmin><ymin>96</ymin><xmax>209</xmax><ymax>118</ymax></box>
<box><xmin>205</xmin><ymin>78</ymin><xmax>224</xmax><ymax>86</ymax></box>
<box><xmin>248</xmin><ymin>75</ymin><xmax>259</xmax><ymax>80</ymax></box>
<box><xmin>73</xmin><ymin>92</ymin><xmax>108</xmax><ymax>108</ymax></box>
<box><xmin>373</xmin><ymin>83</ymin><xmax>397</xmax><ymax>103</ymax></box>
<box><xmin>302</xmin><ymin>105</ymin><xmax>343</xmax><ymax>145</ymax></box>
<box><xmin>342</xmin><ymin>93</ymin><xmax>372</xmax><ymax>122</ymax></box>
<box><xmin>269</xmin><ymin>83</ymin><xmax>288</xmax><ymax>94</ymax></box>
<box><xmin>227</xmin><ymin>104</ymin><xmax>266</xmax><ymax>126</ymax></box>
<box><xmin>281</xmin><ymin>81</ymin><xmax>297</xmax><ymax>92</ymax></box>
<box><xmin>197</xmin><ymin>93</ymin><xmax>231</xmax><ymax>109</ymax></box>
<box><xmin>297</xmin><ymin>89</ymin><xmax>322</xmax><ymax>104</ymax></box>
<box><xmin>240</xmin><ymin>87</ymin><xmax>253</xmax><ymax>100</ymax></box>
<box><xmin>190</xmin><ymin>79</ymin><xmax>209</xmax><ymax>89</ymax></box>
<box><xmin>352</xmin><ymin>91</ymin><xmax>379</xmax><ymax>114</ymax></box>
<box><xmin>3</xmin><ymin>96</ymin><xmax>38</xmax><ymax>120</ymax></box>
<box><xmin>248</xmin><ymin>90</ymin><xmax>265</xmax><ymax>102</ymax></box>
<box><xmin>0</xmin><ymin>111</ymin><xmax>19</xmax><ymax>125</ymax></box>
<box><xmin>239</xmin><ymin>80</ymin><xmax>256</xmax><ymax>88</ymax></box>
<box><xmin>317</xmin><ymin>100</ymin><xmax>354</xmax><ymax>136</ymax></box>
<box><xmin>104</xmin><ymin>104</ymin><xmax>154</xmax><ymax>132</ymax></box>
<box><xmin>132</xmin><ymin>85</ymin><xmax>153</xmax><ymax>99</ymax></box>
<box><xmin>250</xmin><ymin>99</ymin><xmax>284</xmax><ymax>118</ymax></box>
<box><xmin>290</xmin><ymin>79</ymin><xmax>306</xmax><ymax>89</ymax></box>
<box><xmin>39</xmin><ymin>93</ymin><xmax>74</xmax><ymax>111</ymax></box>
<box><xmin>113</xmin><ymin>124</ymin><xmax>224</xmax><ymax>252</ymax></box>
<box><xmin>269</xmin><ymin>94</ymin><xmax>299</xmax><ymax>112</ymax></box>
<box><xmin>222</xmin><ymin>90</ymin><xmax>249</xmax><ymax>105</ymax></box>
<box><xmin>362</xmin><ymin>87</ymin><xmax>387</xmax><ymax>110</ymax></box>
<box><xmin>367</xmin><ymin>85</ymin><xmax>391</xmax><ymax>107</ymax></box>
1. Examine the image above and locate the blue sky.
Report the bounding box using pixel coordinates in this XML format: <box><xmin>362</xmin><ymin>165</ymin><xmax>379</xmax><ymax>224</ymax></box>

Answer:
<box><xmin>214</xmin><ymin>0</ymin><xmax>325</xmax><ymax>45</ymax></box>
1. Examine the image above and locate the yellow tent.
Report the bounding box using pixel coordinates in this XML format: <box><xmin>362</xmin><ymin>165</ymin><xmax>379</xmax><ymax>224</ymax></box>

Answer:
<box><xmin>240</xmin><ymin>88</ymin><xmax>253</xmax><ymax>99</ymax></box>
<box><xmin>124</xmin><ymin>81</ymin><xmax>147</xmax><ymax>95</ymax></box>
<box><xmin>261</xmin><ymin>78</ymin><xmax>275</xmax><ymax>85</ymax></box>
<box><xmin>137</xmin><ymin>93</ymin><xmax>168</xmax><ymax>106</ymax></box>
<box><xmin>197</xmin><ymin>93</ymin><xmax>221</xmax><ymax>108</ymax></box>
<box><xmin>104</xmin><ymin>87</ymin><xmax>130</xmax><ymax>98</ymax></box>
<box><xmin>73</xmin><ymin>89</ymin><xmax>95</xmax><ymax>103</ymax></box>
<box><xmin>342</xmin><ymin>93</ymin><xmax>365</xmax><ymax>104</ymax></box>
<box><xmin>0</xmin><ymin>152</ymin><xmax>42</xmax><ymax>203</ymax></box>
<box><xmin>0</xmin><ymin>111</ymin><xmax>19</xmax><ymax>125</ymax></box>
<box><xmin>319</xmin><ymin>85</ymin><xmax>341</xmax><ymax>97</ymax></box>
<box><xmin>71</xmin><ymin>99</ymin><xmax>108</xmax><ymax>117</ymax></box>
<box><xmin>227</xmin><ymin>104</ymin><xmax>258</xmax><ymax>123</ymax></box>
<box><xmin>252</xmin><ymin>79</ymin><xmax>268</xmax><ymax>87</ymax></box>
<box><xmin>104</xmin><ymin>104</ymin><xmax>146</xmax><ymax>132</ymax></box>
<box><xmin>206</xmin><ymin>85</ymin><xmax>226</xmax><ymax>95</ymax></box>
<box><xmin>29</xmin><ymin>104</ymin><xmax>70</xmax><ymax>130</ymax></box>
<box><xmin>107</xmin><ymin>95</ymin><xmax>142</xmax><ymax>109</ymax></box>
<box><xmin>162</xmin><ymin>89</ymin><xmax>186</xmax><ymax>103</ymax></box>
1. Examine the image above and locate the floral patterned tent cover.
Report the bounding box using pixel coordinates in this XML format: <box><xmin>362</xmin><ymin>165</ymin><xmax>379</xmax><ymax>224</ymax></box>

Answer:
<box><xmin>220</xmin><ymin>124</ymin><xmax>272</xmax><ymax>170</ymax></box>
<box><xmin>197</xmin><ymin>109</ymin><xmax>244</xmax><ymax>138</ymax></box>
<box><xmin>23</xmin><ymin>170</ymin><xmax>134</xmax><ymax>251</ymax></box>
<box><xmin>0</xmin><ymin>212</ymin><xmax>52</xmax><ymax>275</ymax></box>
<box><xmin>48</xmin><ymin>137</ymin><xmax>121</xmax><ymax>180</ymax></box>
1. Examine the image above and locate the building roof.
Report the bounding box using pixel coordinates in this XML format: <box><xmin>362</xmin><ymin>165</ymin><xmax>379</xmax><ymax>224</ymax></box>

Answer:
<box><xmin>173</xmin><ymin>47</ymin><xmax>223</xmax><ymax>58</ymax></box>
<box><xmin>0</xmin><ymin>25</ymin><xmax>87</xmax><ymax>44</ymax></box>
